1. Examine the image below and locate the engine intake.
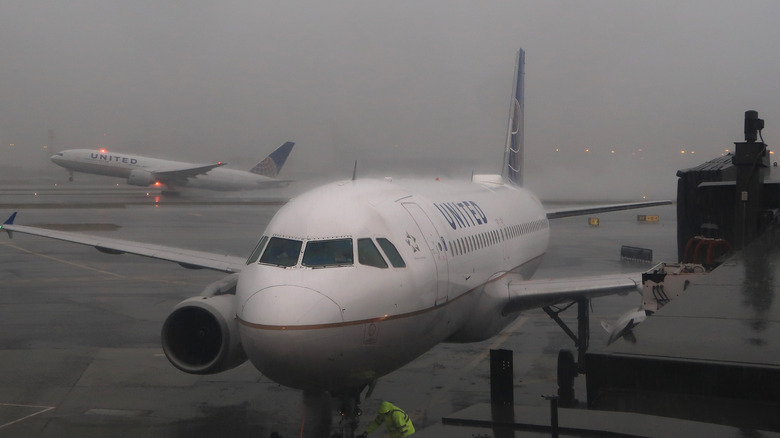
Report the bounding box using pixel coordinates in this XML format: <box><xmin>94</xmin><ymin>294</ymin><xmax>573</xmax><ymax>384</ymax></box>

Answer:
<box><xmin>161</xmin><ymin>294</ymin><xmax>247</xmax><ymax>374</ymax></box>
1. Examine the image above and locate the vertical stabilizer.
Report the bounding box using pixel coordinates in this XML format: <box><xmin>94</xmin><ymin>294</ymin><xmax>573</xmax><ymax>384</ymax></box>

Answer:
<box><xmin>502</xmin><ymin>49</ymin><xmax>525</xmax><ymax>186</ymax></box>
<box><xmin>250</xmin><ymin>141</ymin><xmax>295</xmax><ymax>177</ymax></box>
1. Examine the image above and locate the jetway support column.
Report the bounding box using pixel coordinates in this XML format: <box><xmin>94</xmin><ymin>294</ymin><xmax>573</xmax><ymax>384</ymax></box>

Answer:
<box><xmin>733</xmin><ymin>110</ymin><xmax>769</xmax><ymax>250</ymax></box>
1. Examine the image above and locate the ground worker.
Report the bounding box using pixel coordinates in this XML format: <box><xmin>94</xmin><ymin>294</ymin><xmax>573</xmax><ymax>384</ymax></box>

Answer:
<box><xmin>358</xmin><ymin>401</ymin><xmax>415</xmax><ymax>437</ymax></box>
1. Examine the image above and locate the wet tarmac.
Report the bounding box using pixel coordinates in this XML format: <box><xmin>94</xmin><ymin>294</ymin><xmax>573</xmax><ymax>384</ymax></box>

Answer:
<box><xmin>0</xmin><ymin>183</ymin><xmax>680</xmax><ymax>437</ymax></box>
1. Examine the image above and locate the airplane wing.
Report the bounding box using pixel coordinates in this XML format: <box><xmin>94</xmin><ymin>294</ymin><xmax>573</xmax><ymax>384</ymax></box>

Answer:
<box><xmin>545</xmin><ymin>200</ymin><xmax>672</xmax><ymax>219</ymax></box>
<box><xmin>2</xmin><ymin>213</ymin><xmax>245</xmax><ymax>273</ymax></box>
<box><xmin>153</xmin><ymin>162</ymin><xmax>227</xmax><ymax>182</ymax></box>
<box><xmin>490</xmin><ymin>272</ymin><xmax>642</xmax><ymax>314</ymax></box>
<box><xmin>254</xmin><ymin>179</ymin><xmax>293</xmax><ymax>189</ymax></box>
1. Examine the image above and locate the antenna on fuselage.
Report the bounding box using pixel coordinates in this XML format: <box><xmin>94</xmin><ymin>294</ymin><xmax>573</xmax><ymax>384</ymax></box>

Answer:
<box><xmin>352</xmin><ymin>160</ymin><xmax>358</xmax><ymax>181</ymax></box>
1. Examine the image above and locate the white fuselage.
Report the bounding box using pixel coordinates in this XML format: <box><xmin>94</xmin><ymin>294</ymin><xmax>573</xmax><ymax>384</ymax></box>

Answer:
<box><xmin>235</xmin><ymin>178</ymin><xmax>549</xmax><ymax>391</ymax></box>
<box><xmin>51</xmin><ymin>149</ymin><xmax>280</xmax><ymax>191</ymax></box>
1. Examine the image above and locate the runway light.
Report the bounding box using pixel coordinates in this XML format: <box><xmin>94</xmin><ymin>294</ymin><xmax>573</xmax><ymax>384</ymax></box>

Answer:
<box><xmin>610</xmin><ymin>150</ymin><xmax>615</xmax><ymax>154</ymax></box>
<box><xmin>681</xmin><ymin>150</ymin><xmax>686</xmax><ymax>154</ymax></box>
<box><xmin>585</xmin><ymin>148</ymin><xmax>590</xmax><ymax>152</ymax></box>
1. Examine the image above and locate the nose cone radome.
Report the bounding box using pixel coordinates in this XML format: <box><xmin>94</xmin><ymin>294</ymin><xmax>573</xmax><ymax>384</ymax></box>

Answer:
<box><xmin>237</xmin><ymin>285</ymin><xmax>349</xmax><ymax>390</ymax></box>
<box><xmin>239</xmin><ymin>285</ymin><xmax>343</xmax><ymax>327</ymax></box>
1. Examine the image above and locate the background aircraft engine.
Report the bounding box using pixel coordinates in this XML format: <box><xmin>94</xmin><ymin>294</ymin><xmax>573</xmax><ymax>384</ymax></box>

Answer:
<box><xmin>127</xmin><ymin>169</ymin><xmax>156</xmax><ymax>186</ymax></box>
<box><xmin>161</xmin><ymin>294</ymin><xmax>247</xmax><ymax>374</ymax></box>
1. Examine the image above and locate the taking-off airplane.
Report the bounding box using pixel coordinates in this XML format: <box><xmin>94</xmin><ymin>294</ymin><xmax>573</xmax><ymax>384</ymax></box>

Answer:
<box><xmin>3</xmin><ymin>49</ymin><xmax>668</xmax><ymax>437</ymax></box>
<box><xmin>50</xmin><ymin>141</ymin><xmax>294</xmax><ymax>192</ymax></box>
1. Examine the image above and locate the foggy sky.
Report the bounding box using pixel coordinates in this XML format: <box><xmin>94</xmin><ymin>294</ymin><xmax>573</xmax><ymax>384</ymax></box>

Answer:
<box><xmin>3</xmin><ymin>1</ymin><xmax>780</xmax><ymax>200</ymax></box>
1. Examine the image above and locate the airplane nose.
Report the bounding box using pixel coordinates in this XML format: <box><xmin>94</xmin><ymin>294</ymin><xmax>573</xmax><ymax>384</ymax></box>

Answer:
<box><xmin>239</xmin><ymin>285</ymin><xmax>343</xmax><ymax>327</ymax></box>
<box><xmin>237</xmin><ymin>285</ymin><xmax>348</xmax><ymax>390</ymax></box>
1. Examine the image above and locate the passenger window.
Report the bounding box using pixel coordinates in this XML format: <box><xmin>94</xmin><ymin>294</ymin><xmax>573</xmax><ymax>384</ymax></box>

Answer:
<box><xmin>259</xmin><ymin>237</ymin><xmax>302</xmax><ymax>267</ymax></box>
<box><xmin>377</xmin><ymin>238</ymin><xmax>406</xmax><ymax>268</ymax></box>
<box><xmin>302</xmin><ymin>238</ymin><xmax>354</xmax><ymax>267</ymax></box>
<box><xmin>358</xmin><ymin>238</ymin><xmax>388</xmax><ymax>268</ymax></box>
<box><xmin>246</xmin><ymin>235</ymin><xmax>269</xmax><ymax>264</ymax></box>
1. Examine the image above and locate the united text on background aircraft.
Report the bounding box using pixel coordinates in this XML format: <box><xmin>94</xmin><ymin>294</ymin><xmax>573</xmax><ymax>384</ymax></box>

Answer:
<box><xmin>3</xmin><ymin>49</ymin><xmax>669</xmax><ymax>437</ymax></box>
<box><xmin>50</xmin><ymin>141</ymin><xmax>294</xmax><ymax>192</ymax></box>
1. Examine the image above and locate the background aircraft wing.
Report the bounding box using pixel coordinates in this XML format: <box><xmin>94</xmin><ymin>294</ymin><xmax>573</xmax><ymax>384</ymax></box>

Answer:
<box><xmin>2</xmin><ymin>214</ymin><xmax>245</xmax><ymax>273</ymax></box>
<box><xmin>491</xmin><ymin>272</ymin><xmax>642</xmax><ymax>314</ymax></box>
<box><xmin>545</xmin><ymin>200</ymin><xmax>671</xmax><ymax>219</ymax></box>
<box><xmin>154</xmin><ymin>162</ymin><xmax>227</xmax><ymax>181</ymax></box>
<box><xmin>254</xmin><ymin>179</ymin><xmax>293</xmax><ymax>188</ymax></box>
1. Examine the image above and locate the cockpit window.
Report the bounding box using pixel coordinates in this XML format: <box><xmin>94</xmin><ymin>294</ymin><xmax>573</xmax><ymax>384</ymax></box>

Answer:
<box><xmin>358</xmin><ymin>238</ymin><xmax>388</xmax><ymax>269</ymax></box>
<box><xmin>259</xmin><ymin>237</ymin><xmax>302</xmax><ymax>267</ymax></box>
<box><xmin>377</xmin><ymin>238</ymin><xmax>406</xmax><ymax>268</ymax></box>
<box><xmin>246</xmin><ymin>235</ymin><xmax>269</xmax><ymax>265</ymax></box>
<box><xmin>302</xmin><ymin>238</ymin><xmax>354</xmax><ymax>267</ymax></box>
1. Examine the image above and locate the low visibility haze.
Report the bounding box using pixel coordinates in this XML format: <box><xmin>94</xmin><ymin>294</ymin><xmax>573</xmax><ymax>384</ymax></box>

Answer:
<box><xmin>3</xmin><ymin>1</ymin><xmax>780</xmax><ymax>200</ymax></box>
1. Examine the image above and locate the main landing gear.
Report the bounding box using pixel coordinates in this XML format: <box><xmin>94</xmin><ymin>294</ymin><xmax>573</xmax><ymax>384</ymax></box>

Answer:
<box><xmin>543</xmin><ymin>297</ymin><xmax>589</xmax><ymax>407</ymax></box>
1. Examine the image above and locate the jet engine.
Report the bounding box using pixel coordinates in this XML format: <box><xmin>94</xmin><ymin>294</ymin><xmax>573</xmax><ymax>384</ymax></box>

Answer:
<box><xmin>161</xmin><ymin>274</ymin><xmax>247</xmax><ymax>374</ymax></box>
<box><xmin>127</xmin><ymin>169</ymin><xmax>157</xmax><ymax>186</ymax></box>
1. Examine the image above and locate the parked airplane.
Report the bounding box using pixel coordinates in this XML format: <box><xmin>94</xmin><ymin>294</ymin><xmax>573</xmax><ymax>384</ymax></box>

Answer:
<box><xmin>50</xmin><ymin>141</ymin><xmax>294</xmax><ymax>192</ymax></box>
<box><xmin>4</xmin><ymin>50</ymin><xmax>668</xmax><ymax>437</ymax></box>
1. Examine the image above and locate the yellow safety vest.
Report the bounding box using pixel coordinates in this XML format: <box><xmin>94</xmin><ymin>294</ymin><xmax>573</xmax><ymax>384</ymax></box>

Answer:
<box><xmin>366</xmin><ymin>405</ymin><xmax>415</xmax><ymax>437</ymax></box>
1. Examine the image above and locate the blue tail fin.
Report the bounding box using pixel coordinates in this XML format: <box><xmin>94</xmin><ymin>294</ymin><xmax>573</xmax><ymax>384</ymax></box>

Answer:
<box><xmin>250</xmin><ymin>141</ymin><xmax>295</xmax><ymax>177</ymax></box>
<box><xmin>502</xmin><ymin>49</ymin><xmax>525</xmax><ymax>186</ymax></box>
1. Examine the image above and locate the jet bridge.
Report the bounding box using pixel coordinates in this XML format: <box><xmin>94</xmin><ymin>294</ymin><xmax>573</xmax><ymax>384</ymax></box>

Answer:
<box><xmin>585</xmin><ymin>111</ymin><xmax>780</xmax><ymax>432</ymax></box>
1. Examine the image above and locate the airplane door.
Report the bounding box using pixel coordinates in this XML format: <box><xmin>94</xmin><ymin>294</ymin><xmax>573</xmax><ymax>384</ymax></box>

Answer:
<box><xmin>402</xmin><ymin>203</ymin><xmax>450</xmax><ymax>305</ymax></box>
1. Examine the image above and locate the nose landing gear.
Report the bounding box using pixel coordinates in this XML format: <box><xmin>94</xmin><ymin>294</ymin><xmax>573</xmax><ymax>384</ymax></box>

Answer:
<box><xmin>299</xmin><ymin>386</ymin><xmax>367</xmax><ymax>438</ymax></box>
<box><xmin>330</xmin><ymin>387</ymin><xmax>365</xmax><ymax>438</ymax></box>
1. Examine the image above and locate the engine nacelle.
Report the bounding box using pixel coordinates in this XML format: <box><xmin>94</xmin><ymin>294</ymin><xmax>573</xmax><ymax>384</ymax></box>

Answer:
<box><xmin>161</xmin><ymin>294</ymin><xmax>247</xmax><ymax>374</ymax></box>
<box><xmin>127</xmin><ymin>169</ymin><xmax>157</xmax><ymax>187</ymax></box>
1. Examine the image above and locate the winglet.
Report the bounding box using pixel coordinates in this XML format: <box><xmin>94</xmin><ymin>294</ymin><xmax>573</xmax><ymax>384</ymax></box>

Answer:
<box><xmin>2</xmin><ymin>212</ymin><xmax>17</xmax><ymax>238</ymax></box>
<box><xmin>3</xmin><ymin>212</ymin><xmax>17</xmax><ymax>226</ymax></box>
<box><xmin>250</xmin><ymin>141</ymin><xmax>295</xmax><ymax>177</ymax></box>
